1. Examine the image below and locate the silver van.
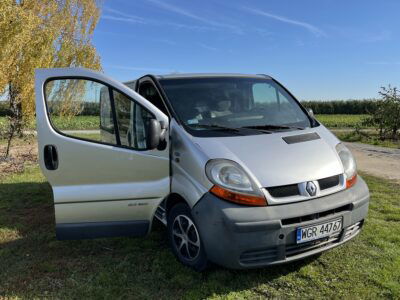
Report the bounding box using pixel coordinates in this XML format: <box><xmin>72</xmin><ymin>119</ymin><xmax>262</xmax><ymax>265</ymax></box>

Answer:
<box><xmin>35</xmin><ymin>68</ymin><xmax>369</xmax><ymax>270</ymax></box>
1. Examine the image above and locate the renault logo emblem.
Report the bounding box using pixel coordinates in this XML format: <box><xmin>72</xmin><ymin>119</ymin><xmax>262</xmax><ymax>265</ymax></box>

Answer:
<box><xmin>306</xmin><ymin>181</ymin><xmax>317</xmax><ymax>196</ymax></box>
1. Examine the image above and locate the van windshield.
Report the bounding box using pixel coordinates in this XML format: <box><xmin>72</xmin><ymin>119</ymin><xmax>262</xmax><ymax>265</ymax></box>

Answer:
<box><xmin>159</xmin><ymin>77</ymin><xmax>313</xmax><ymax>136</ymax></box>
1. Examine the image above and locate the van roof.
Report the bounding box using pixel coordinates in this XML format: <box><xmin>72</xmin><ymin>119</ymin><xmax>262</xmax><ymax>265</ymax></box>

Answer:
<box><xmin>153</xmin><ymin>73</ymin><xmax>271</xmax><ymax>80</ymax></box>
<box><xmin>123</xmin><ymin>73</ymin><xmax>272</xmax><ymax>87</ymax></box>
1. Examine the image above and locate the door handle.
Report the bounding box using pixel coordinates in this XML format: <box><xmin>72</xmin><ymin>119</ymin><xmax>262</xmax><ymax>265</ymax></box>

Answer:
<box><xmin>43</xmin><ymin>145</ymin><xmax>58</xmax><ymax>170</ymax></box>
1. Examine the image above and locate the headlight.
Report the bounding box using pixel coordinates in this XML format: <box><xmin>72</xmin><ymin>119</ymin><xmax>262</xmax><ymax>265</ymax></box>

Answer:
<box><xmin>335</xmin><ymin>143</ymin><xmax>357</xmax><ymax>188</ymax></box>
<box><xmin>206</xmin><ymin>159</ymin><xmax>267</xmax><ymax>206</ymax></box>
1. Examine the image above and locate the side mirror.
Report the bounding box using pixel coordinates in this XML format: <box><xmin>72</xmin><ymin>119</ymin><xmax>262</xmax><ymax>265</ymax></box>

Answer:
<box><xmin>146</xmin><ymin>119</ymin><xmax>168</xmax><ymax>150</ymax></box>
<box><xmin>307</xmin><ymin>108</ymin><xmax>314</xmax><ymax>118</ymax></box>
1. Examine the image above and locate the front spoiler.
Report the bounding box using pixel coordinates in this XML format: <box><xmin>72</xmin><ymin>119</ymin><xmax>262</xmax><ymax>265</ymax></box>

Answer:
<box><xmin>192</xmin><ymin>176</ymin><xmax>369</xmax><ymax>269</ymax></box>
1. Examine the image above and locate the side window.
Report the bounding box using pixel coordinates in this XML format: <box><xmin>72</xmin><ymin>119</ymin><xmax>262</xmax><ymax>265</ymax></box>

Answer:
<box><xmin>45</xmin><ymin>78</ymin><xmax>156</xmax><ymax>150</ymax></box>
<box><xmin>138</xmin><ymin>82</ymin><xmax>168</xmax><ymax>115</ymax></box>
<box><xmin>252</xmin><ymin>83</ymin><xmax>278</xmax><ymax>108</ymax></box>
<box><xmin>113</xmin><ymin>90</ymin><xmax>155</xmax><ymax>150</ymax></box>
<box><xmin>45</xmin><ymin>79</ymin><xmax>116</xmax><ymax>144</ymax></box>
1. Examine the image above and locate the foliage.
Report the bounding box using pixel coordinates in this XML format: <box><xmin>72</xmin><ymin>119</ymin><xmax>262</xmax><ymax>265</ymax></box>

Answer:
<box><xmin>0</xmin><ymin>101</ymin><xmax>10</xmax><ymax>117</ymax></box>
<box><xmin>0</xmin><ymin>0</ymin><xmax>102</xmax><ymax>158</ymax></box>
<box><xmin>315</xmin><ymin>114</ymin><xmax>369</xmax><ymax>128</ymax></box>
<box><xmin>363</xmin><ymin>85</ymin><xmax>400</xmax><ymax>140</ymax></box>
<box><xmin>3</xmin><ymin>86</ymin><xmax>24</xmax><ymax>157</ymax></box>
<box><xmin>0</xmin><ymin>0</ymin><xmax>102</xmax><ymax>119</ymax></box>
<box><xmin>0</xmin><ymin>163</ymin><xmax>399</xmax><ymax>298</ymax></box>
<box><xmin>302</xmin><ymin>99</ymin><xmax>378</xmax><ymax>115</ymax></box>
<box><xmin>45</xmin><ymin>79</ymin><xmax>88</xmax><ymax>119</ymax></box>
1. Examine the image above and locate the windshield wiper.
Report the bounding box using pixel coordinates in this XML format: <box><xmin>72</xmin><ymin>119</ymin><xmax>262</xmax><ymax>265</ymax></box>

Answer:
<box><xmin>189</xmin><ymin>124</ymin><xmax>244</xmax><ymax>134</ymax></box>
<box><xmin>241</xmin><ymin>124</ymin><xmax>304</xmax><ymax>131</ymax></box>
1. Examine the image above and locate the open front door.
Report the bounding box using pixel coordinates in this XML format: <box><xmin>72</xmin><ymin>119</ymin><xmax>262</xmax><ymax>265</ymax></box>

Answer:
<box><xmin>35</xmin><ymin>68</ymin><xmax>170</xmax><ymax>240</ymax></box>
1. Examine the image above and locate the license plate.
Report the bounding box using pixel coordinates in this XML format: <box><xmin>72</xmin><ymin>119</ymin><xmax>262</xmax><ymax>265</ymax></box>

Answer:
<box><xmin>296</xmin><ymin>218</ymin><xmax>342</xmax><ymax>244</ymax></box>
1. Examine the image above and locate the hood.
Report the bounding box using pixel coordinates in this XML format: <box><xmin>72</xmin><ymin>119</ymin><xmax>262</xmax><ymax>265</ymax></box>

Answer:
<box><xmin>192</xmin><ymin>126</ymin><xmax>344</xmax><ymax>188</ymax></box>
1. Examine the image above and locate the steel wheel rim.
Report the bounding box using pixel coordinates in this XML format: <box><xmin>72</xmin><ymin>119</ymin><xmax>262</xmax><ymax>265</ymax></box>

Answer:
<box><xmin>172</xmin><ymin>214</ymin><xmax>201</xmax><ymax>261</ymax></box>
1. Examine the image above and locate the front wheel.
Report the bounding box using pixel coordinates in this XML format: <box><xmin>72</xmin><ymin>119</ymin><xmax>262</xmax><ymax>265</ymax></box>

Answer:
<box><xmin>167</xmin><ymin>203</ymin><xmax>208</xmax><ymax>271</ymax></box>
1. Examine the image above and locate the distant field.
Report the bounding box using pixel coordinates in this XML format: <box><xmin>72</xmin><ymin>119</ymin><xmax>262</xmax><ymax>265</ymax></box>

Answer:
<box><xmin>1</xmin><ymin>114</ymin><xmax>368</xmax><ymax>131</ymax></box>
<box><xmin>0</xmin><ymin>116</ymin><xmax>99</xmax><ymax>131</ymax></box>
<box><xmin>315</xmin><ymin>114</ymin><xmax>368</xmax><ymax>128</ymax></box>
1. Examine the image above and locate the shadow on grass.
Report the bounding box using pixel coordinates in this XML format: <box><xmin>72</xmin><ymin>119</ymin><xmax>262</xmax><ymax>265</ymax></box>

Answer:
<box><xmin>0</xmin><ymin>181</ymin><xmax>319</xmax><ymax>299</ymax></box>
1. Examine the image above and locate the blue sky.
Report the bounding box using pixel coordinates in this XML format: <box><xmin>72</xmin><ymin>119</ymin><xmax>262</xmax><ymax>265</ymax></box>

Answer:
<box><xmin>94</xmin><ymin>0</ymin><xmax>400</xmax><ymax>100</ymax></box>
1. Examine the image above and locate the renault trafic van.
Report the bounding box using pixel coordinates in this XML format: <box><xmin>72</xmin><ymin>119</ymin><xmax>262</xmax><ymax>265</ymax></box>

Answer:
<box><xmin>35</xmin><ymin>68</ymin><xmax>369</xmax><ymax>270</ymax></box>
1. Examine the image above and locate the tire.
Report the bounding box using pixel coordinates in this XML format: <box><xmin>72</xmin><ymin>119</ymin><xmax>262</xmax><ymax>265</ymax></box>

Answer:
<box><xmin>167</xmin><ymin>203</ymin><xmax>208</xmax><ymax>271</ymax></box>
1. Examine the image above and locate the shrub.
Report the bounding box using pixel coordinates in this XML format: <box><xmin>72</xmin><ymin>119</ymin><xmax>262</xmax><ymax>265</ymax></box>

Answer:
<box><xmin>364</xmin><ymin>85</ymin><xmax>400</xmax><ymax>140</ymax></box>
<box><xmin>0</xmin><ymin>101</ymin><xmax>9</xmax><ymax>117</ymax></box>
<box><xmin>301</xmin><ymin>99</ymin><xmax>377</xmax><ymax>115</ymax></box>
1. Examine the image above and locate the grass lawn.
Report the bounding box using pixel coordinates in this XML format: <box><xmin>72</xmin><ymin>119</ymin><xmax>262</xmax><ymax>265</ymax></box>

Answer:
<box><xmin>334</xmin><ymin>131</ymin><xmax>400</xmax><ymax>149</ymax></box>
<box><xmin>0</xmin><ymin>165</ymin><xmax>399</xmax><ymax>299</ymax></box>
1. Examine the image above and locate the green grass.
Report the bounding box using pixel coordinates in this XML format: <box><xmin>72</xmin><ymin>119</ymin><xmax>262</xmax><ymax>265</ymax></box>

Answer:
<box><xmin>315</xmin><ymin>114</ymin><xmax>369</xmax><ymax>128</ymax></box>
<box><xmin>51</xmin><ymin>116</ymin><xmax>99</xmax><ymax>130</ymax></box>
<box><xmin>0</xmin><ymin>116</ymin><xmax>99</xmax><ymax>131</ymax></box>
<box><xmin>0</xmin><ymin>166</ymin><xmax>399</xmax><ymax>299</ymax></box>
<box><xmin>334</xmin><ymin>131</ymin><xmax>400</xmax><ymax>149</ymax></box>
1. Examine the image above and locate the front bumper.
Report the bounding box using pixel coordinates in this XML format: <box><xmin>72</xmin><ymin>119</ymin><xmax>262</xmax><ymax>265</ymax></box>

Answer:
<box><xmin>192</xmin><ymin>176</ymin><xmax>369</xmax><ymax>269</ymax></box>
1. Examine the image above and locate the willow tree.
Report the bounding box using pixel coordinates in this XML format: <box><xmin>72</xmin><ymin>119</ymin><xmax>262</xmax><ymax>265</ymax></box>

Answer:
<box><xmin>0</xmin><ymin>0</ymin><xmax>102</xmax><ymax>157</ymax></box>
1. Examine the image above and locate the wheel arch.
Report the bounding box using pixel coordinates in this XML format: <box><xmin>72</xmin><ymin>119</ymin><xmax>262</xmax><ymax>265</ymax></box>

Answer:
<box><xmin>166</xmin><ymin>193</ymin><xmax>190</xmax><ymax>216</ymax></box>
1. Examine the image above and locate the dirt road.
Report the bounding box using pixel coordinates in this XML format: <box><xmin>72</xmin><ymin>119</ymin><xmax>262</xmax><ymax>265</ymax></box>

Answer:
<box><xmin>345</xmin><ymin>142</ymin><xmax>400</xmax><ymax>183</ymax></box>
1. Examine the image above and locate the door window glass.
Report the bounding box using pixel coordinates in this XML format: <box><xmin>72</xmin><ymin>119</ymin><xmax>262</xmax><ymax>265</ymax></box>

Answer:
<box><xmin>45</xmin><ymin>79</ymin><xmax>116</xmax><ymax>144</ymax></box>
<box><xmin>113</xmin><ymin>90</ymin><xmax>155</xmax><ymax>150</ymax></box>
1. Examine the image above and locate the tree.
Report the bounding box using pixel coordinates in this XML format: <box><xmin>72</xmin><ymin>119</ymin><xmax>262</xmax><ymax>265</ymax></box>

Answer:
<box><xmin>365</xmin><ymin>85</ymin><xmax>400</xmax><ymax>140</ymax></box>
<box><xmin>0</xmin><ymin>0</ymin><xmax>102</xmax><ymax>158</ymax></box>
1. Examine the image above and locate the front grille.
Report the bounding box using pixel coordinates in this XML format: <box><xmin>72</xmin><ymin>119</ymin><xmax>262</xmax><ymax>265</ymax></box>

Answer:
<box><xmin>282</xmin><ymin>204</ymin><xmax>352</xmax><ymax>226</ymax></box>
<box><xmin>239</xmin><ymin>247</ymin><xmax>278</xmax><ymax>265</ymax></box>
<box><xmin>239</xmin><ymin>220</ymin><xmax>363</xmax><ymax>265</ymax></box>
<box><xmin>265</xmin><ymin>174</ymin><xmax>343</xmax><ymax>203</ymax></box>
<box><xmin>286</xmin><ymin>232</ymin><xmax>341</xmax><ymax>257</ymax></box>
<box><xmin>267</xmin><ymin>184</ymin><xmax>300</xmax><ymax>198</ymax></box>
<box><xmin>287</xmin><ymin>220</ymin><xmax>363</xmax><ymax>257</ymax></box>
<box><xmin>319</xmin><ymin>175</ymin><xmax>340</xmax><ymax>190</ymax></box>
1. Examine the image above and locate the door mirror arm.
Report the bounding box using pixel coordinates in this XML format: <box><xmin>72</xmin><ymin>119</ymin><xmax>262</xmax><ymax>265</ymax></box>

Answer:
<box><xmin>159</xmin><ymin>121</ymin><xmax>168</xmax><ymax>142</ymax></box>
